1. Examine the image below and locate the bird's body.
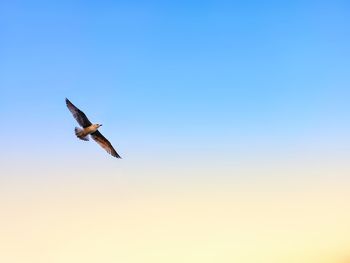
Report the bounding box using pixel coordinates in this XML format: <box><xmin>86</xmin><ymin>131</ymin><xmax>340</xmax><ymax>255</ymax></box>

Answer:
<box><xmin>75</xmin><ymin>124</ymin><xmax>100</xmax><ymax>140</ymax></box>
<box><xmin>65</xmin><ymin>98</ymin><xmax>121</xmax><ymax>158</ymax></box>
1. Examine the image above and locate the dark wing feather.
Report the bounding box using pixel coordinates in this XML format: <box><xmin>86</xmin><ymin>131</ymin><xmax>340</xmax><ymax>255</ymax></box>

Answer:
<box><xmin>91</xmin><ymin>131</ymin><xmax>121</xmax><ymax>158</ymax></box>
<box><xmin>65</xmin><ymin>98</ymin><xmax>92</xmax><ymax>128</ymax></box>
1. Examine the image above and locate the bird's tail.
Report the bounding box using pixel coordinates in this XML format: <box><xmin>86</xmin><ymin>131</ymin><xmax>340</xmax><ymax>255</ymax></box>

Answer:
<box><xmin>75</xmin><ymin>127</ymin><xmax>89</xmax><ymax>141</ymax></box>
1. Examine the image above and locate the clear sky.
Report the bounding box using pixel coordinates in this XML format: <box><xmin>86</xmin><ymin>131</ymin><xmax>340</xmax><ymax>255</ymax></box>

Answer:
<box><xmin>1</xmin><ymin>1</ymin><xmax>350</xmax><ymax>263</ymax></box>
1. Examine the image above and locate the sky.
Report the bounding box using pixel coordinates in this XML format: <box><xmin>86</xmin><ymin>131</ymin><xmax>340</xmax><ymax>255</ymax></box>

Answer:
<box><xmin>1</xmin><ymin>1</ymin><xmax>350</xmax><ymax>262</ymax></box>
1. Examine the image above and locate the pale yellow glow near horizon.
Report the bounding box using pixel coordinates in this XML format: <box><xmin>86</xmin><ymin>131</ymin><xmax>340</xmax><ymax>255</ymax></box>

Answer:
<box><xmin>1</xmin><ymin>175</ymin><xmax>349</xmax><ymax>263</ymax></box>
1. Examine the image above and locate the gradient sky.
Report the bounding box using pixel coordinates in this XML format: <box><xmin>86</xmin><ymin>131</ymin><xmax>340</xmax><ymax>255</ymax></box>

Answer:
<box><xmin>1</xmin><ymin>1</ymin><xmax>350</xmax><ymax>263</ymax></box>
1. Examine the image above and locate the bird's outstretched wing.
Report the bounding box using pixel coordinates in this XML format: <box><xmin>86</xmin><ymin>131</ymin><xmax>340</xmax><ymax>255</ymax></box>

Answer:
<box><xmin>65</xmin><ymin>98</ymin><xmax>92</xmax><ymax>128</ymax></box>
<box><xmin>90</xmin><ymin>131</ymin><xmax>121</xmax><ymax>158</ymax></box>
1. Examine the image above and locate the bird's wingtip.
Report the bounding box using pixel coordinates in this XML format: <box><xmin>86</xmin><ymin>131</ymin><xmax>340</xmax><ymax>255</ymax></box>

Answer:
<box><xmin>65</xmin><ymin>98</ymin><xmax>72</xmax><ymax>105</ymax></box>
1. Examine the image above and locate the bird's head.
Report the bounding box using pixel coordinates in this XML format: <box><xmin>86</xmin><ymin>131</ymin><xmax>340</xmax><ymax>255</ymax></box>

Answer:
<box><xmin>93</xmin><ymin>124</ymin><xmax>102</xmax><ymax>129</ymax></box>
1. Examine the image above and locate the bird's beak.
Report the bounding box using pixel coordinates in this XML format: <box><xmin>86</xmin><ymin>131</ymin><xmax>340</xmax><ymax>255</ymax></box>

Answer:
<box><xmin>100</xmin><ymin>124</ymin><xmax>103</xmax><ymax>126</ymax></box>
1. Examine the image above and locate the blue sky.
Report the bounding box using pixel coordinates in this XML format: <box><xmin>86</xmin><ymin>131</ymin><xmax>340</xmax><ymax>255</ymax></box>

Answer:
<box><xmin>2</xmin><ymin>3</ymin><xmax>350</xmax><ymax>262</ymax></box>
<box><xmin>1</xmin><ymin>0</ymin><xmax>350</xmax><ymax>161</ymax></box>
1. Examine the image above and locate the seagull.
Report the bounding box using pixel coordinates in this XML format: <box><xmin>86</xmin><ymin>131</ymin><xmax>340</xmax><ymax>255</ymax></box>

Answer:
<box><xmin>65</xmin><ymin>98</ymin><xmax>121</xmax><ymax>158</ymax></box>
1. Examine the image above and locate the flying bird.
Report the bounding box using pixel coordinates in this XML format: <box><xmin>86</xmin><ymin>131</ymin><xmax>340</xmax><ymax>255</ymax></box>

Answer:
<box><xmin>65</xmin><ymin>98</ymin><xmax>121</xmax><ymax>158</ymax></box>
